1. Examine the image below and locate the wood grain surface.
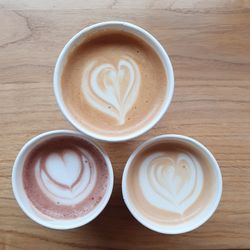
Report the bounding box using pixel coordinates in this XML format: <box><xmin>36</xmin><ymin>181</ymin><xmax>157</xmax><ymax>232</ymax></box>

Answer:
<box><xmin>1</xmin><ymin>0</ymin><xmax>250</xmax><ymax>249</ymax></box>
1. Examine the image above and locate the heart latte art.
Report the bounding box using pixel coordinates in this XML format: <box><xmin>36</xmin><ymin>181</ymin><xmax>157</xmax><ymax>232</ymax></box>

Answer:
<box><xmin>36</xmin><ymin>148</ymin><xmax>97</xmax><ymax>206</ymax></box>
<box><xmin>139</xmin><ymin>152</ymin><xmax>203</xmax><ymax>215</ymax></box>
<box><xmin>23</xmin><ymin>137</ymin><xmax>109</xmax><ymax>219</ymax></box>
<box><xmin>61</xmin><ymin>30</ymin><xmax>167</xmax><ymax>138</ymax></box>
<box><xmin>126</xmin><ymin>142</ymin><xmax>215</xmax><ymax>225</ymax></box>
<box><xmin>81</xmin><ymin>57</ymin><xmax>141</xmax><ymax>125</ymax></box>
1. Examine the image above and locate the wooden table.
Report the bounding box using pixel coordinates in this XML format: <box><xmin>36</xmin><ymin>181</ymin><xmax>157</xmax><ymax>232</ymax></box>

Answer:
<box><xmin>1</xmin><ymin>0</ymin><xmax>250</xmax><ymax>249</ymax></box>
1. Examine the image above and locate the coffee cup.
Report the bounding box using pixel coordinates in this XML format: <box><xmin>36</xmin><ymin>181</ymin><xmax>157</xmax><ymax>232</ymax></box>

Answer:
<box><xmin>122</xmin><ymin>134</ymin><xmax>222</xmax><ymax>234</ymax></box>
<box><xmin>54</xmin><ymin>21</ymin><xmax>174</xmax><ymax>142</ymax></box>
<box><xmin>12</xmin><ymin>130</ymin><xmax>114</xmax><ymax>229</ymax></box>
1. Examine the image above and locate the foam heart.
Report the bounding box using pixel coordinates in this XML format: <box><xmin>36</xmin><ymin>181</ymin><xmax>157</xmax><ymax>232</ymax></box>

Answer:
<box><xmin>45</xmin><ymin>150</ymin><xmax>82</xmax><ymax>187</ymax></box>
<box><xmin>81</xmin><ymin>56</ymin><xmax>141</xmax><ymax>124</ymax></box>
<box><xmin>35</xmin><ymin>148</ymin><xmax>98</xmax><ymax>205</ymax></box>
<box><xmin>139</xmin><ymin>152</ymin><xmax>204</xmax><ymax>215</ymax></box>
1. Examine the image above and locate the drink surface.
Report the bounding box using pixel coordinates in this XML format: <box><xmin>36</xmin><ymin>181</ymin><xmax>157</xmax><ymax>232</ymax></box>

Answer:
<box><xmin>23</xmin><ymin>136</ymin><xmax>109</xmax><ymax>219</ymax></box>
<box><xmin>61</xmin><ymin>29</ymin><xmax>167</xmax><ymax>137</ymax></box>
<box><xmin>126</xmin><ymin>141</ymin><xmax>216</xmax><ymax>225</ymax></box>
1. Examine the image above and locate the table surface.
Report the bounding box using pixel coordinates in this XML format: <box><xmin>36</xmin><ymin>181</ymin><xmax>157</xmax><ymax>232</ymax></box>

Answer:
<box><xmin>1</xmin><ymin>0</ymin><xmax>250</xmax><ymax>249</ymax></box>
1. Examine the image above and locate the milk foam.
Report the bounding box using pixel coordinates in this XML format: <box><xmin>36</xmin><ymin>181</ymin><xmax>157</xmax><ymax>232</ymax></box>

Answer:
<box><xmin>35</xmin><ymin>148</ymin><xmax>97</xmax><ymax>206</ymax></box>
<box><xmin>138</xmin><ymin>152</ymin><xmax>203</xmax><ymax>215</ymax></box>
<box><xmin>81</xmin><ymin>56</ymin><xmax>141</xmax><ymax>125</ymax></box>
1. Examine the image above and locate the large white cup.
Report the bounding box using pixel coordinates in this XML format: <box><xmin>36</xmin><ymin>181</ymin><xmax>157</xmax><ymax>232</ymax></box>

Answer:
<box><xmin>53</xmin><ymin>21</ymin><xmax>174</xmax><ymax>142</ymax></box>
<box><xmin>12</xmin><ymin>130</ymin><xmax>114</xmax><ymax>229</ymax></box>
<box><xmin>122</xmin><ymin>134</ymin><xmax>223</xmax><ymax>234</ymax></box>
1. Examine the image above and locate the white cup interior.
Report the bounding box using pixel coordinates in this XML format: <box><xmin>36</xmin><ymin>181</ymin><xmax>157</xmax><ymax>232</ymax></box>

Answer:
<box><xmin>12</xmin><ymin>130</ymin><xmax>114</xmax><ymax>229</ymax></box>
<box><xmin>53</xmin><ymin>21</ymin><xmax>174</xmax><ymax>142</ymax></box>
<box><xmin>122</xmin><ymin>134</ymin><xmax>222</xmax><ymax>234</ymax></box>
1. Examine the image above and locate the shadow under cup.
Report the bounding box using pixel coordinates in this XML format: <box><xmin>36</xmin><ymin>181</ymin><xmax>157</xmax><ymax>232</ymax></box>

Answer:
<box><xmin>12</xmin><ymin>130</ymin><xmax>114</xmax><ymax>229</ymax></box>
<box><xmin>122</xmin><ymin>135</ymin><xmax>222</xmax><ymax>234</ymax></box>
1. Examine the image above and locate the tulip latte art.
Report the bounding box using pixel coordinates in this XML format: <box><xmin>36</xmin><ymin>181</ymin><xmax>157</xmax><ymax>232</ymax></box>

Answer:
<box><xmin>23</xmin><ymin>136</ymin><xmax>109</xmax><ymax>219</ymax></box>
<box><xmin>127</xmin><ymin>142</ymin><xmax>216</xmax><ymax>225</ymax></box>
<box><xmin>61</xmin><ymin>30</ymin><xmax>167</xmax><ymax>137</ymax></box>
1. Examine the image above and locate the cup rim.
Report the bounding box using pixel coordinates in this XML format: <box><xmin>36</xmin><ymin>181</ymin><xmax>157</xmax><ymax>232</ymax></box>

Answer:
<box><xmin>122</xmin><ymin>134</ymin><xmax>223</xmax><ymax>234</ymax></box>
<box><xmin>12</xmin><ymin>130</ymin><xmax>114</xmax><ymax>230</ymax></box>
<box><xmin>53</xmin><ymin>21</ymin><xmax>174</xmax><ymax>142</ymax></box>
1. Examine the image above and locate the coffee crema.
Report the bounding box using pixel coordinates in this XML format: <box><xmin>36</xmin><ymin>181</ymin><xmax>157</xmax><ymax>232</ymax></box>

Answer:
<box><xmin>61</xmin><ymin>29</ymin><xmax>167</xmax><ymax>137</ymax></box>
<box><xmin>22</xmin><ymin>136</ymin><xmax>109</xmax><ymax>219</ymax></box>
<box><xmin>126</xmin><ymin>141</ymin><xmax>217</xmax><ymax>225</ymax></box>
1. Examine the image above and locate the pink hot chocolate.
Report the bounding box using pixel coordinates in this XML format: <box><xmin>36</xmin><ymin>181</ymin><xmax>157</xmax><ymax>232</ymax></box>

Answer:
<box><xmin>22</xmin><ymin>136</ymin><xmax>109</xmax><ymax>219</ymax></box>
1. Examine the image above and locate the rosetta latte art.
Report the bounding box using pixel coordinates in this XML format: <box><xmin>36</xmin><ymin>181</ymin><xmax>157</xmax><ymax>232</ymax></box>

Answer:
<box><xmin>35</xmin><ymin>148</ymin><xmax>97</xmax><ymax>206</ymax></box>
<box><xmin>81</xmin><ymin>56</ymin><xmax>141</xmax><ymax>124</ymax></box>
<box><xmin>139</xmin><ymin>152</ymin><xmax>203</xmax><ymax>215</ymax></box>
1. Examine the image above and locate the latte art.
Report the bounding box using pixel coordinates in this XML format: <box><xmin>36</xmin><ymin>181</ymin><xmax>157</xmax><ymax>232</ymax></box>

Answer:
<box><xmin>139</xmin><ymin>152</ymin><xmax>203</xmax><ymax>215</ymax></box>
<box><xmin>81</xmin><ymin>56</ymin><xmax>141</xmax><ymax>124</ymax></box>
<box><xmin>61</xmin><ymin>30</ymin><xmax>167</xmax><ymax>138</ymax></box>
<box><xmin>23</xmin><ymin>136</ymin><xmax>109</xmax><ymax>219</ymax></box>
<box><xmin>35</xmin><ymin>149</ymin><xmax>97</xmax><ymax>206</ymax></box>
<box><xmin>126</xmin><ymin>141</ymin><xmax>216</xmax><ymax>226</ymax></box>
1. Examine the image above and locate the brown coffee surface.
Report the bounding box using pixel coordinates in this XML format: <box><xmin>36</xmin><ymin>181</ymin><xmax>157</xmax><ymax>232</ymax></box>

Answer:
<box><xmin>126</xmin><ymin>140</ymin><xmax>217</xmax><ymax>225</ymax></box>
<box><xmin>61</xmin><ymin>30</ymin><xmax>167</xmax><ymax>137</ymax></box>
<box><xmin>23</xmin><ymin>136</ymin><xmax>109</xmax><ymax>219</ymax></box>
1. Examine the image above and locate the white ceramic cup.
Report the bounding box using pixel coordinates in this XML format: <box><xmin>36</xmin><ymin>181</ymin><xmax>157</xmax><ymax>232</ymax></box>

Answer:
<box><xmin>122</xmin><ymin>134</ymin><xmax>223</xmax><ymax>234</ymax></box>
<box><xmin>53</xmin><ymin>21</ymin><xmax>174</xmax><ymax>142</ymax></box>
<box><xmin>12</xmin><ymin>130</ymin><xmax>114</xmax><ymax>230</ymax></box>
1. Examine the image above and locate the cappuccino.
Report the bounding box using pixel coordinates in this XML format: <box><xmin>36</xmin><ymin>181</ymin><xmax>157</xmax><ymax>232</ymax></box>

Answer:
<box><xmin>123</xmin><ymin>135</ymin><xmax>222</xmax><ymax>233</ymax></box>
<box><xmin>61</xmin><ymin>29</ymin><xmax>167</xmax><ymax>138</ymax></box>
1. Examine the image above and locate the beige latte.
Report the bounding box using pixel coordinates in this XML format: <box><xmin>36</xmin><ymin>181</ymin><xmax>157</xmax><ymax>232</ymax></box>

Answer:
<box><xmin>126</xmin><ymin>140</ymin><xmax>217</xmax><ymax>225</ymax></box>
<box><xmin>61</xmin><ymin>30</ymin><xmax>167</xmax><ymax>137</ymax></box>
